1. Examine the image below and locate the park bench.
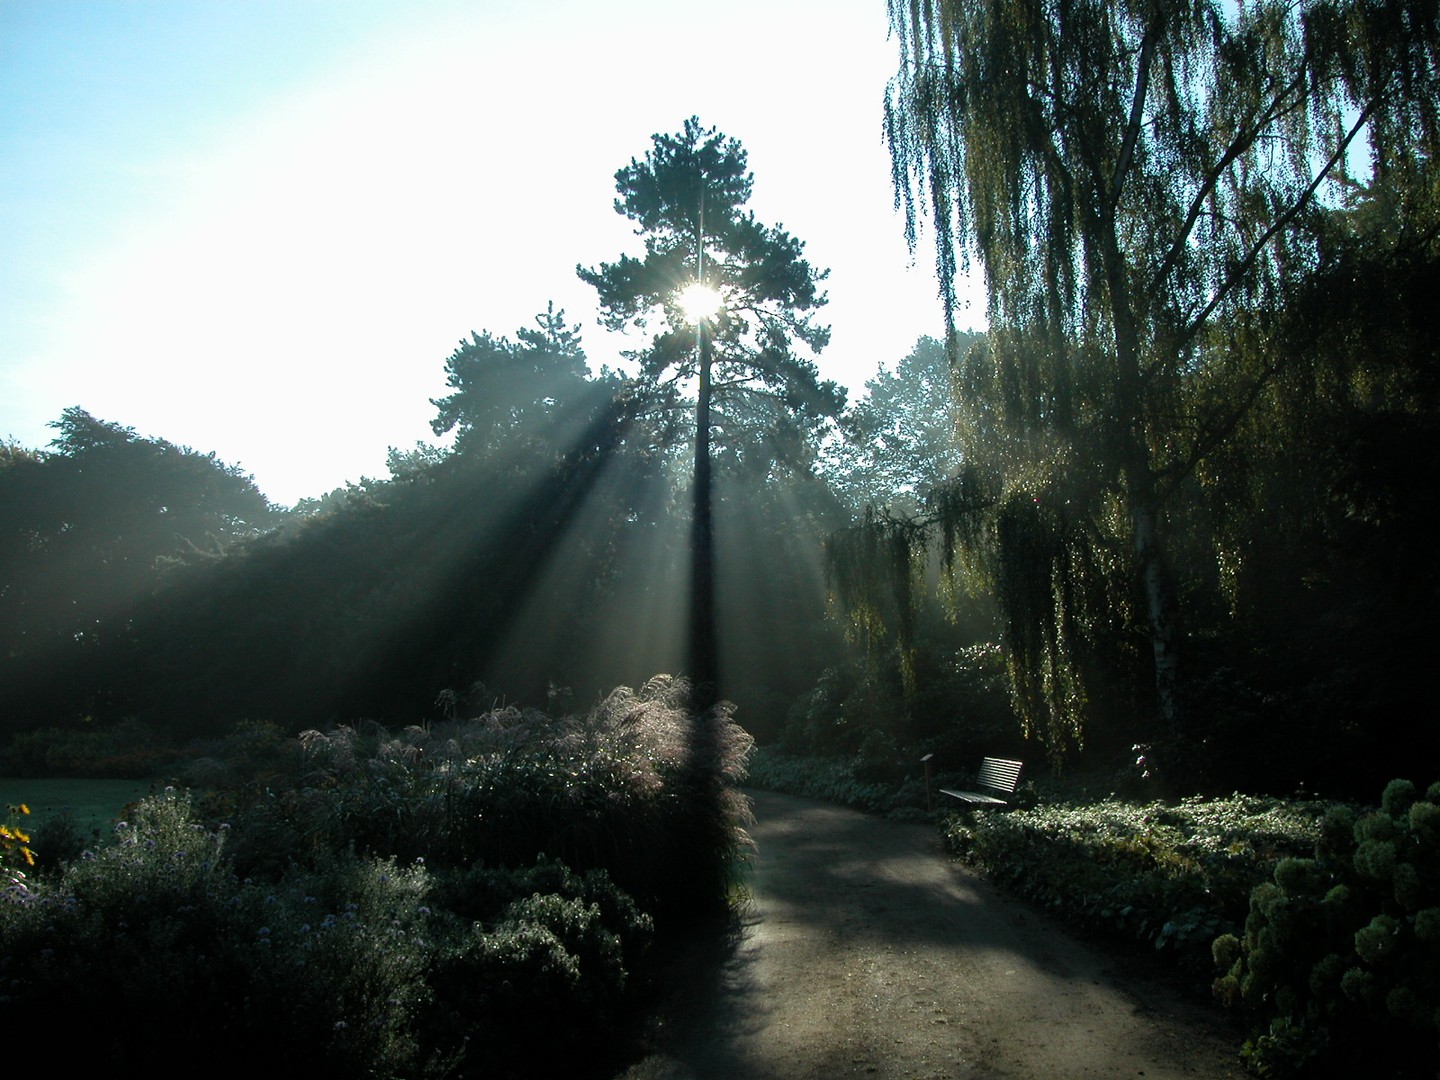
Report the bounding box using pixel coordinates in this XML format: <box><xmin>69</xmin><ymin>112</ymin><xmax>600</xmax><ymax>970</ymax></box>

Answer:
<box><xmin>939</xmin><ymin>757</ymin><xmax>1023</xmax><ymax>807</ymax></box>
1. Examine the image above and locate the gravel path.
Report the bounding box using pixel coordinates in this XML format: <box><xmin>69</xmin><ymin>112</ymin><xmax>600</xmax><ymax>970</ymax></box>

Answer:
<box><xmin>622</xmin><ymin>790</ymin><xmax>1247</xmax><ymax>1080</ymax></box>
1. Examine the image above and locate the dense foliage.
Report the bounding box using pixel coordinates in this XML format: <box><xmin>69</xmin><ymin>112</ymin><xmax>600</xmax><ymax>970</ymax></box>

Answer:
<box><xmin>746</xmin><ymin>748</ymin><xmax>938</xmax><ymax>821</ymax></box>
<box><xmin>885</xmin><ymin>0</ymin><xmax>1439</xmax><ymax>748</ymax></box>
<box><xmin>823</xmin><ymin>333</ymin><xmax>978</xmax><ymax>514</ymax></box>
<box><xmin>797</xmin><ymin>0</ymin><xmax>1440</xmax><ymax>793</ymax></box>
<box><xmin>943</xmin><ymin>793</ymin><xmax>1325</xmax><ymax>973</ymax></box>
<box><xmin>0</xmin><ymin>410</ymin><xmax>276</xmax><ymax>732</ymax></box>
<box><xmin>0</xmin><ymin>294</ymin><xmax>842</xmax><ymax>745</ymax></box>
<box><xmin>1213</xmin><ymin>778</ymin><xmax>1440</xmax><ymax>1078</ymax></box>
<box><xmin>1</xmin><ymin>678</ymin><xmax>752</xmax><ymax>1076</ymax></box>
<box><xmin>211</xmin><ymin>676</ymin><xmax>754</xmax><ymax>919</ymax></box>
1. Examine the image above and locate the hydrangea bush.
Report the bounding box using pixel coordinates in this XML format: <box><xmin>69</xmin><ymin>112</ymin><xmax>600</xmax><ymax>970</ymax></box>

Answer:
<box><xmin>1212</xmin><ymin>779</ymin><xmax>1440</xmax><ymax>1078</ymax></box>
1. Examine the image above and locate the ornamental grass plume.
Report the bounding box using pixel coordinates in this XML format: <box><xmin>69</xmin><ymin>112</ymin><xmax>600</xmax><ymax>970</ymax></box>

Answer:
<box><xmin>230</xmin><ymin>675</ymin><xmax>753</xmax><ymax>919</ymax></box>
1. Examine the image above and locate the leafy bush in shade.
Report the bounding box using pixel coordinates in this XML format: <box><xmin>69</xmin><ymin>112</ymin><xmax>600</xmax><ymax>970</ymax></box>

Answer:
<box><xmin>424</xmin><ymin>858</ymin><xmax>655</xmax><ymax>1077</ymax></box>
<box><xmin>20</xmin><ymin>807</ymin><xmax>90</xmax><ymax>875</ymax></box>
<box><xmin>0</xmin><ymin>789</ymin><xmax>433</xmax><ymax>1076</ymax></box>
<box><xmin>1212</xmin><ymin>779</ymin><xmax>1440</xmax><ymax>1078</ymax></box>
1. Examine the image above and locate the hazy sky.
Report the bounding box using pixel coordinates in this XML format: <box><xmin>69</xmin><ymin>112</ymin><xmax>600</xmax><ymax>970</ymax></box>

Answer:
<box><xmin>1</xmin><ymin>0</ymin><xmax>982</xmax><ymax>505</ymax></box>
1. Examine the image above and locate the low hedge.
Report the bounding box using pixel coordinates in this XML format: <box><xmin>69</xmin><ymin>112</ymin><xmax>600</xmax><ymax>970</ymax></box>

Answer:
<box><xmin>942</xmin><ymin>793</ymin><xmax>1326</xmax><ymax>974</ymax></box>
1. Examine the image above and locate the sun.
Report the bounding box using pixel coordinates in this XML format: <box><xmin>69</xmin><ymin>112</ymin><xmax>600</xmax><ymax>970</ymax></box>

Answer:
<box><xmin>677</xmin><ymin>281</ymin><xmax>723</xmax><ymax>322</ymax></box>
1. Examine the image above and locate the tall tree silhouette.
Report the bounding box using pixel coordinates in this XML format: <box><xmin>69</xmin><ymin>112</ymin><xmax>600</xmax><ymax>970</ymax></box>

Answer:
<box><xmin>580</xmin><ymin>117</ymin><xmax>844</xmax><ymax>706</ymax></box>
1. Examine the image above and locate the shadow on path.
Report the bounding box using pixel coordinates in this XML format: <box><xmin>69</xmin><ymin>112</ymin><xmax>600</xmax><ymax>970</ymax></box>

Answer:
<box><xmin>621</xmin><ymin>790</ymin><xmax>1246</xmax><ymax>1080</ymax></box>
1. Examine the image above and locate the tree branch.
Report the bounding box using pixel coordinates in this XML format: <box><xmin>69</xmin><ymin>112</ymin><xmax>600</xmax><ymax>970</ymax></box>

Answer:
<box><xmin>1145</xmin><ymin>62</ymin><xmax>1314</xmax><ymax>305</ymax></box>
<box><xmin>1108</xmin><ymin>9</ymin><xmax>1161</xmax><ymax>217</ymax></box>
<box><xmin>1175</xmin><ymin>98</ymin><xmax>1378</xmax><ymax>353</ymax></box>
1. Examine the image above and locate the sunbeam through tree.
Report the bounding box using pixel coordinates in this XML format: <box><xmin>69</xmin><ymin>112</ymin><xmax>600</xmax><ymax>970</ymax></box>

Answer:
<box><xmin>580</xmin><ymin>117</ymin><xmax>845</xmax><ymax>708</ymax></box>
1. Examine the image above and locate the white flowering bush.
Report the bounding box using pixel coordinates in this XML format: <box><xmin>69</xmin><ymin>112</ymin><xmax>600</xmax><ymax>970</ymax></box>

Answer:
<box><xmin>1212</xmin><ymin>779</ymin><xmax>1440</xmax><ymax>1078</ymax></box>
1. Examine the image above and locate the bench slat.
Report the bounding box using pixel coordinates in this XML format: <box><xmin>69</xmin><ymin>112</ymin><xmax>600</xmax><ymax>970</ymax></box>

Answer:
<box><xmin>975</xmin><ymin>757</ymin><xmax>1023</xmax><ymax>792</ymax></box>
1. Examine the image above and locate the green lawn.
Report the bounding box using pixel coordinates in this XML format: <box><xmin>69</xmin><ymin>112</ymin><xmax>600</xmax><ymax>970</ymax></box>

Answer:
<box><xmin>1</xmin><ymin>777</ymin><xmax>160</xmax><ymax>838</ymax></box>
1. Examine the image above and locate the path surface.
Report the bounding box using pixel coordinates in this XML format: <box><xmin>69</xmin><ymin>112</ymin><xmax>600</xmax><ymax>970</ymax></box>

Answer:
<box><xmin>623</xmin><ymin>790</ymin><xmax>1247</xmax><ymax>1080</ymax></box>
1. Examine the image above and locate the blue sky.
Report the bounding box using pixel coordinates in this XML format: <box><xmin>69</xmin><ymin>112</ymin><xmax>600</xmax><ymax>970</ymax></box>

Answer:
<box><xmin>1</xmin><ymin>0</ymin><xmax>981</xmax><ymax>505</ymax></box>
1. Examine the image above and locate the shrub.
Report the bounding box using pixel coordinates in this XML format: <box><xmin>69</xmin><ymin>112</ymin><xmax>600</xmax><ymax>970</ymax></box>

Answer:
<box><xmin>2</xmin><ymin>678</ymin><xmax>746</xmax><ymax>1075</ymax></box>
<box><xmin>0</xmin><ymin>788</ymin><xmax>660</xmax><ymax>1077</ymax></box>
<box><xmin>1</xmin><ymin>718</ymin><xmax>173</xmax><ymax>778</ymax></box>
<box><xmin>779</xmin><ymin>644</ymin><xmax>1019</xmax><ymax>768</ymax></box>
<box><xmin>0</xmin><ymin>789</ymin><xmax>433</xmax><ymax>1075</ymax></box>
<box><xmin>943</xmin><ymin>793</ymin><xmax>1324</xmax><ymax>974</ymax></box>
<box><xmin>1213</xmin><ymin>778</ymin><xmax>1440</xmax><ymax>1078</ymax></box>
<box><xmin>179</xmin><ymin>719</ymin><xmax>297</xmax><ymax>788</ymax></box>
<box><xmin>746</xmin><ymin>747</ymin><xmax>945</xmax><ymax>820</ymax></box>
<box><xmin>214</xmin><ymin>675</ymin><xmax>753</xmax><ymax>920</ymax></box>
<box><xmin>417</xmin><ymin>854</ymin><xmax>654</xmax><ymax>1078</ymax></box>
<box><xmin>433</xmin><ymin>854</ymin><xmax>653</xmax><ymax>962</ymax></box>
<box><xmin>22</xmin><ymin>808</ymin><xmax>89</xmax><ymax>877</ymax></box>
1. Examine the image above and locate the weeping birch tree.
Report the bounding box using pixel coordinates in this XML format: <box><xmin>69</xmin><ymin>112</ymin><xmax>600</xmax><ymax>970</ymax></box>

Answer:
<box><xmin>883</xmin><ymin>0</ymin><xmax>1440</xmax><ymax>756</ymax></box>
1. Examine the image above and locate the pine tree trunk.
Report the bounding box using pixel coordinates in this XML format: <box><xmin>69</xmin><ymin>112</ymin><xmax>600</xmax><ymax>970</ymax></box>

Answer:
<box><xmin>690</xmin><ymin>322</ymin><xmax>719</xmax><ymax>709</ymax></box>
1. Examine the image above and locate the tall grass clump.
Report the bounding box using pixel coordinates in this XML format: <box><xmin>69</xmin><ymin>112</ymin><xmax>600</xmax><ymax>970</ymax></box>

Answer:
<box><xmin>1211</xmin><ymin>779</ymin><xmax>1440</xmax><ymax>1078</ymax></box>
